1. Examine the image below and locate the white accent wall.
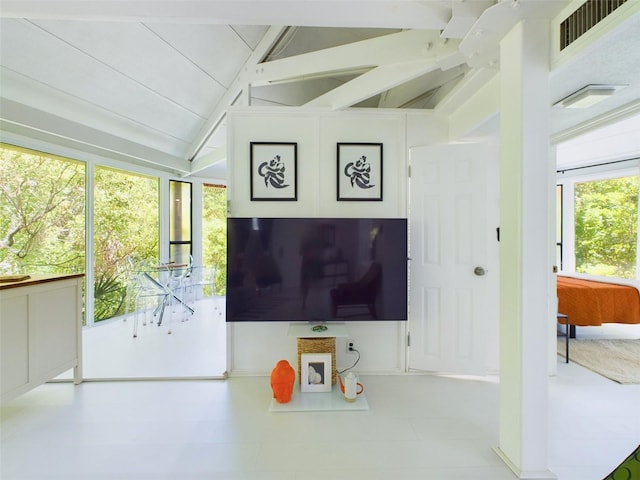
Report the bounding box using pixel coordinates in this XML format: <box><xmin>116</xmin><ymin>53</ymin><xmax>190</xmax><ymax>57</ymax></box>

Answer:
<box><xmin>226</xmin><ymin>107</ymin><xmax>449</xmax><ymax>375</ymax></box>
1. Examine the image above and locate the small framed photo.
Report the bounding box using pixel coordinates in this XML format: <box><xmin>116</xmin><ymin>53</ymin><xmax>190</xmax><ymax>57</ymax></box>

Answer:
<box><xmin>301</xmin><ymin>353</ymin><xmax>332</xmax><ymax>393</ymax></box>
<box><xmin>250</xmin><ymin>142</ymin><xmax>297</xmax><ymax>201</ymax></box>
<box><xmin>337</xmin><ymin>143</ymin><xmax>383</xmax><ymax>201</ymax></box>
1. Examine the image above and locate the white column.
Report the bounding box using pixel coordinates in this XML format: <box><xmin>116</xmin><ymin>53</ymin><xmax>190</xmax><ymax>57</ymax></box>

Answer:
<box><xmin>496</xmin><ymin>20</ymin><xmax>556</xmax><ymax>479</ymax></box>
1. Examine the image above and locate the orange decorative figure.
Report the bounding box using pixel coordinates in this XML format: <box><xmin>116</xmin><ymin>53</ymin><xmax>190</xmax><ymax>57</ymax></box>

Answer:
<box><xmin>271</xmin><ymin>360</ymin><xmax>296</xmax><ymax>403</ymax></box>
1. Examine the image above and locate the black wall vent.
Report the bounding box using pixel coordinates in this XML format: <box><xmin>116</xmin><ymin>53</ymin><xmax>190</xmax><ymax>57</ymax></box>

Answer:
<box><xmin>560</xmin><ymin>0</ymin><xmax>628</xmax><ymax>50</ymax></box>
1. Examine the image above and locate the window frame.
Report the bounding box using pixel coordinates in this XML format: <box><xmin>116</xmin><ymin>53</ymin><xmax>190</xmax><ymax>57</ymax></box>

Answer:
<box><xmin>557</xmin><ymin>163</ymin><xmax>640</xmax><ymax>279</ymax></box>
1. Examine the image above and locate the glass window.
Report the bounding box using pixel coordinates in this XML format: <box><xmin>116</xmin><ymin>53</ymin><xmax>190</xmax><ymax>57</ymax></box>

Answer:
<box><xmin>94</xmin><ymin>166</ymin><xmax>159</xmax><ymax>322</ymax></box>
<box><xmin>202</xmin><ymin>183</ymin><xmax>227</xmax><ymax>295</ymax></box>
<box><xmin>0</xmin><ymin>144</ymin><xmax>86</xmax><ymax>326</ymax></box>
<box><xmin>574</xmin><ymin>175</ymin><xmax>639</xmax><ymax>278</ymax></box>
<box><xmin>0</xmin><ymin>143</ymin><xmax>85</xmax><ymax>276</ymax></box>
<box><xmin>169</xmin><ymin>180</ymin><xmax>192</xmax><ymax>265</ymax></box>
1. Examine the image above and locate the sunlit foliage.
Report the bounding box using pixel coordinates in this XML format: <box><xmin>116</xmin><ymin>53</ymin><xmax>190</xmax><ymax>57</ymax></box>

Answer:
<box><xmin>574</xmin><ymin>176</ymin><xmax>639</xmax><ymax>278</ymax></box>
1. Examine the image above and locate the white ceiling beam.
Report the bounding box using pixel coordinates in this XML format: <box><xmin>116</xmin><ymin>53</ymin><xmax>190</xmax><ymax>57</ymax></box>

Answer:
<box><xmin>440</xmin><ymin>1</ymin><xmax>493</xmax><ymax>39</ymax></box>
<box><xmin>0</xmin><ymin>1</ymin><xmax>452</xmax><ymax>29</ymax></box>
<box><xmin>304</xmin><ymin>61</ymin><xmax>439</xmax><ymax>109</ymax></box>
<box><xmin>297</xmin><ymin>34</ymin><xmax>465</xmax><ymax>109</ymax></box>
<box><xmin>186</xmin><ymin>25</ymin><xmax>288</xmax><ymax>161</ymax></box>
<box><xmin>428</xmin><ymin>65</ymin><xmax>500</xmax><ymax>141</ymax></box>
<box><xmin>458</xmin><ymin>0</ymin><xmax>568</xmax><ymax>68</ymax></box>
<box><xmin>447</xmin><ymin>72</ymin><xmax>499</xmax><ymax>141</ymax></box>
<box><xmin>0</xmin><ymin>98</ymin><xmax>190</xmax><ymax>174</ymax></box>
<box><xmin>190</xmin><ymin>29</ymin><xmax>463</xmax><ymax>163</ymax></box>
<box><xmin>377</xmin><ymin>67</ymin><xmax>467</xmax><ymax>108</ymax></box>
<box><xmin>251</xmin><ymin>30</ymin><xmax>453</xmax><ymax>86</ymax></box>
<box><xmin>434</xmin><ymin>67</ymin><xmax>497</xmax><ymax>117</ymax></box>
<box><xmin>189</xmin><ymin>146</ymin><xmax>227</xmax><ymax>177</ymax></box>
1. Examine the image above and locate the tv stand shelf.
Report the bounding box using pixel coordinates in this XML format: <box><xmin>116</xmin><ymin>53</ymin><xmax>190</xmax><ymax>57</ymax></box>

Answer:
<box><xmin>287</xmin><ymin>322</ymin><xmax>348</xmax><ymax>338</ymax></box>
<box><xmin>288</xmin><ymin>323</ymin><xmax>348</xmax><ymax>386</ymax></box>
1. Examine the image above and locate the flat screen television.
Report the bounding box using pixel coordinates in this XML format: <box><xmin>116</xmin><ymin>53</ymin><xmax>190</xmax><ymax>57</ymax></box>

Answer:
<box><xmin>226</xmin><ymin>217</ymin><xmax>408</xmax><ymax>322</ymax></box>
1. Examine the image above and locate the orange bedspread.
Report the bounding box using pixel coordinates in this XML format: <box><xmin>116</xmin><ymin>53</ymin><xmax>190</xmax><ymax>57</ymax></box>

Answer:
<box><xmin>557</xmin><ymin>276</ymin><xmax>640</xmax><ymax>326</ymax></box>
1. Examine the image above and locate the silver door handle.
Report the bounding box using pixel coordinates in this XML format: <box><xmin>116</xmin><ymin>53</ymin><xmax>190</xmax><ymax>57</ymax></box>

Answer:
<box><xmin>474</xmin><ymin>266</ymin><xmax>486</xmax><ymax>276</ymax></box>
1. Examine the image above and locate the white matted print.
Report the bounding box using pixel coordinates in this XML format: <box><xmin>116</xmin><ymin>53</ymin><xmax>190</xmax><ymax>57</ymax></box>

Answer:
<box><xmin>337</xmin><ymin>142</ymin><xmax>383</xmax><ymax>201</ymax></box>
<box><xmin>301</xmin><ymin>353</ymin><xmax>332</xmax><ymax>393</ymax></box>
<box><xmin>250</xmin><ymin>142</ymin><xmax>298</xmax><ymax>201</ymax></box>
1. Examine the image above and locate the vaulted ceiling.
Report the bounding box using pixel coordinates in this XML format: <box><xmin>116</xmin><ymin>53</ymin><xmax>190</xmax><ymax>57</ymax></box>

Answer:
<box><xmin>1</xmin><ymin>1</ymin><xmax>640</xmax><ymax>179</ymax></box>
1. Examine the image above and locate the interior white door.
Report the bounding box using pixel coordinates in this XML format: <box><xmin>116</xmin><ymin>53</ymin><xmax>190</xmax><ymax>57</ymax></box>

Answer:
<box><xmin>409</xmin><ymin>143</ymin><xmax>495</xmax><ymax>374</ymax></box>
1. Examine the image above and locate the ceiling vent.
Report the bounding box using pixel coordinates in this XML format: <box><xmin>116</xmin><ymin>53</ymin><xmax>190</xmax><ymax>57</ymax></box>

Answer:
<box><xmin>560</xmin><ymin>0</ymin><xmax>628</xmax><ymax>50</ymax></box>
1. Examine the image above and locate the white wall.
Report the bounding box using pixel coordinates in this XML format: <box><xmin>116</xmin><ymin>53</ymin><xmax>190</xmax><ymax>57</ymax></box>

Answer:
<box><xmin>226</xmin><ymin>107</ymin><xmax>449</xmax><ymax>375</ymax></box>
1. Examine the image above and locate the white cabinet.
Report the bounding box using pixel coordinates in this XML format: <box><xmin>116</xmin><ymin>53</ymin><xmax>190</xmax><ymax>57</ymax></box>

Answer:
<box><xmin>1</xmin><ymin>274</ymin><xmax>83</xmax><ymax>403</ymax></box>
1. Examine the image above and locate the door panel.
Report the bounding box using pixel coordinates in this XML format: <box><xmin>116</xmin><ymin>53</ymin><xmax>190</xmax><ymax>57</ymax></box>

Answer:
<box><xmin>409</xmin><ymin>144</ymin><xmax>495</xmax><ymax>373</ymax></box>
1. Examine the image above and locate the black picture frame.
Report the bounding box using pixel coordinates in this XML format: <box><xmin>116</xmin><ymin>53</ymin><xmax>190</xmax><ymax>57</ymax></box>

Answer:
<box><xmin>250</xmin><ymin>142</ymin><xmax>298</xmax><ymax>201</ymax></box>
<box><xmin>337</xmin><ymin>142</ymin><xmax>383</xmax><ymax>201</ymax></box>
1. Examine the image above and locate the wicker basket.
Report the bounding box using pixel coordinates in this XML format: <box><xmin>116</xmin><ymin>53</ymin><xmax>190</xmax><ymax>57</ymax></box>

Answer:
<box><xmin>297</xmin><ymin>337</ymin><xmax>337</xmax><ymax>385</ymax></box>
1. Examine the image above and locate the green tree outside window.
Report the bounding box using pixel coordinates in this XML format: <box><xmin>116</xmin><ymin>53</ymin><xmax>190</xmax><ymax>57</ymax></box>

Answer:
<box><xmin>202</xmin><ymin>183</ymin><xmax>227</xmax><ymax>295</ymax></box>
<box><xmin>574</xmin><ymin>175</ymin><xmax>639</xmax><ymax>278</ymax></box>
<box><xmin>0</xmin><ymin>144</ymin><xmax>85</xmax><ymax>275</ymax></box>
<box><xmin>93</xmin><ymin>166</ymin><xmax>160</xmax><ymax>321</ymax></box>
<box><xmin>2</xmin><ymin>145</ymin><xmax>229</xmax><ymax>323</ymax></box>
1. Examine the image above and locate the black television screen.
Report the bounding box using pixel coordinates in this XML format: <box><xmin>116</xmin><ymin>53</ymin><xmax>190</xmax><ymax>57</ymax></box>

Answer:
<box><xmin>226</xmin><ymin>217</ymin><xmax>408</xmax><ymax>322</ymax></box>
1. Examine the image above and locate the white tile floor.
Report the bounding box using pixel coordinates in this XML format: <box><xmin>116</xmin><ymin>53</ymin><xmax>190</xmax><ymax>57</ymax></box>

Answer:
<box><xmin>81</xmin><ymin>296</ymin><xmax>228</xmax><ymax>379</ymax></box>
<box><xmin>2</xmin><ymin>324</ymin><xmax>639</xmax><ymax>480</ymax></box>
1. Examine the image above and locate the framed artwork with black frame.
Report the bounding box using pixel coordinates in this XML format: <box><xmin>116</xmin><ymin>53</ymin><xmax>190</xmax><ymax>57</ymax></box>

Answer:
<box><xmin>337</xmin><ymin>142</ymin><xmax>383</xmax><ymax>201</ymax></box>
<box><xmin>250</xmin><ymin>142</ymin><xmax>298</xmax><ymax>201</ymax></box>
<box><xmin>300</xmin><ymin>353</ymin><xmax>332</xmax><ymax>393</ymax></box>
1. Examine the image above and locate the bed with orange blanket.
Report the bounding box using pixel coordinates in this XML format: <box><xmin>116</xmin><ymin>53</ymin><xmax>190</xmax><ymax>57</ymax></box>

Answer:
<box><xmin>557</xmin><ymin>275</ymin><xmax>640</xmax><ymax>327</ymax></box>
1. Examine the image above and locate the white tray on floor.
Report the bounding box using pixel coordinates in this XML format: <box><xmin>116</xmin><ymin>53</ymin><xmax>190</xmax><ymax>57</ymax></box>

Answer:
<box><xmin>269</xmin><ymin>383</ymin><xmax>369</xmax><ymax>412</ymax></box>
